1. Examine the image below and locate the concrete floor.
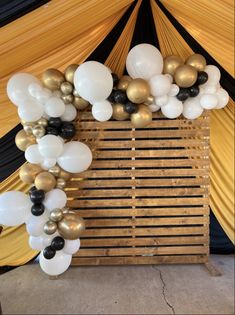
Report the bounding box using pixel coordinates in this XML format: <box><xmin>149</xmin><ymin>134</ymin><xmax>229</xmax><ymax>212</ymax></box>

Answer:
<box><xmin>0</xmin><ymin>255</ymin><xmax>234</xmax><ymax>315</ymax></box>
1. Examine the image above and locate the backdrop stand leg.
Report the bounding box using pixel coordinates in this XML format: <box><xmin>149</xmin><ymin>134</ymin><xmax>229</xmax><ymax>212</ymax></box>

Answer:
<box><xmin>204</xmin><ymin>260</ymin><xmax>222</xmax><ymax>277</ymax></box>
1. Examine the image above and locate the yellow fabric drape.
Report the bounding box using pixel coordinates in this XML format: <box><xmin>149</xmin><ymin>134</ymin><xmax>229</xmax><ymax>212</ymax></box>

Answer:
<box><xmin>161</xmin><ymin>0</ymin><xmax>234</xmax><ymax>76</ymax></box>
<box><xmin>151</xmin><ymin>0</ymin><xmax>234</xmax><ymax>243</ymax></box>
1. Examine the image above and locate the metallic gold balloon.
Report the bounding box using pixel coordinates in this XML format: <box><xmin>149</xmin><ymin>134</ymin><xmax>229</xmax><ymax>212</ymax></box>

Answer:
<box><xmin>126</xmin><ymin>79</ymin><xmax>150</xmax><ymax>104</ymax></box>
<box><xmin>73</xmin><ymin>96</ymin><xmax>89</xmax><ymax>110</ymax></box>
<box><xmin>174</xmin><ymin>65</ymin><xmax>198</xmax><ymax>88</ymax></box>
<box><xmin>23</xmin><ymin>124</ymin><xmax>33</xmax><ymax>135</ymax></box>
<box><xmin>19</xmin><ymin>163</ymin><xmax>42</xmax><ymax>184</ymax></box>
<box><xmin>59</xmin><ymin>169</ymin><xmax>72</xmax><ymax>181</ymax></box>
<box><xmin>62</xmin><ymin>207</ymin><xmax>71</xmax><ymax>214</ymax></box>
<box><xmin>44</xmin><ymin>221</ymin><xmax>57</xmax><ymax>235</ymax></box>
<box><xmin>61</xmin><ymin>94</ymin><xmax>74</xmax><ymax>104</ymax></box>
<box><xmin>34</xmin><ymin>171</ymin><xmax>56</xmax><ymax>192</ymax></box>
<box><xmin>56</xmin><ymin>178</ymin><xmax>66</xmax><ymax>190</ymax></box>
<box><xmin>73</xmin><ymin>89</ymin><xmax>80</xmax><ymax>97</ymax></box>
<box><xmin>145</xmin><ymin>95</ymin><xmax>154</xmax><ymax>105</ymax></box>
<box><xmin>117</xmin><ymin>75</ymin><xmax>132</xmax><ymax>90</ymax></box>
<box><xmin>112</xmin><ymin>103</ymin><xmax>129</xmax><ymax>121</ymax></box>
<box><xmin>131</xmin><ymin>104</ymin><xmax>152</xmax><ymax>128</ymax></box>
<box><xmin>42</xmin><ymin>69</ymin><xmax>65</xmax><ymax>91</ymax></box>
<box><xmin>49</xmin><ymin>208</ymin><xmax>64</xmax><ymax>222</ymax></box>
<box><xmin>48</xmin><ymin>165</ymin><xmax>61</xmax><ymax>177</ymax></box>
<box><xmin>186</xmin><ymin>54</ymin><xmax>206</xmax><ymax>71</ymax></box>
<box><xmin>64</xmin><ymin>64</ymin><xmax>78</xmax><ymax>84</ymax></box>
<box><xmin>32</xmin><ymin>125</ymin><xmax>46</xmax><ymax>139</ymax></box>
<box><xmin>15</xmin><ymin>129</ymin><xmax>36</xmax><ymax>151</ymax></box>
<box><xmin>37</xmin><ymin>118</ymin><xmax>48</xmax><ymax>127</ymax></box>
<box><xmin>163</xmin><ymin>55</ymin><xmax>184</xmax><ymax>76</ymax></box>
<box><xmin>58</xmin><ymin>213</ymin><xmax>85</xmax><ymax>240</ymax></box>
<box><xmin>60</xmin><ymin>82</ymin><xmax>73</xmax><ymax>95</ymax></box>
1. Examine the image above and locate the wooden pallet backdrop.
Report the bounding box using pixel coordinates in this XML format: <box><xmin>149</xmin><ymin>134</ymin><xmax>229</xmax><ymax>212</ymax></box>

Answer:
<box><xmin>66</xmin><ymin>111</ymin><xmax>210</xmax><ymax>265</ymax></box>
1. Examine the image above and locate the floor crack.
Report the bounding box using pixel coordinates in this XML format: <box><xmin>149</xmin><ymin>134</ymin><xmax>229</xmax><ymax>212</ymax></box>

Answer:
<box><xmin>152</xmin><ymin>266</ymin><xmax>176</xmax><ymax>315</ymax></box>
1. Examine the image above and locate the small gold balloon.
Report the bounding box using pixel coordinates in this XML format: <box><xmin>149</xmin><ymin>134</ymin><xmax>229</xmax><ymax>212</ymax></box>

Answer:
<box><xmin>61</xmin><ymin>94</ymin><xmax>74</xmax><ymax>104</ymax></box>
<box><xmin>58</xmin><ymin>213</ymin><xmax>85</xmax><ymax>240</ymax></box>
<box><xmin>186</xmin><ymin>54</ymin><xmax>207</xmax><ymax>71</ymax></box>
<box><xmin>48</xmin><ymin>165</ymin><xmax>61</xmax><ymax>177</ymax></box>
<box><xmin>42</xmin><ymin>69</ymin><xmax>65</xmax><ymax>91</ymax></box>
<box><xmin>23</xmin><ymin>124</ymin><xmax>33</xmax><ymax>135</ymax></box>
<box><xmin>44</xmin><ymin>221</ymin><xmax>57</xmax><ymax>235</ymax></box>
<box><xmin>19</xmin><ymin>163</ymin><xmax>42</xmax><ymax>184</ymax></box>
<box><xmin>163</xmin><ymin>55</ymin><xmax>184</xmax><ymax>76</ymax></box>
<box><xmin>112</xmin><ymin>103</ymin><xmax>129</xmax><ymax>121</ymax></box>
<box><xmin>15</xmin><ymin>129</ymin><xmax>36</xmax><ymax>151</ymax></box>
<box><xmin>60</xmin><ymin>82</ymin><xmax>73</xmax><ymax>95</ymax></box>
<box><xmin>117</xmin><ymin>75</ymin><xmax>132</xmax><ymax>90</ymax></box>
<box><xmin>62</xmin><ymin>207</ymin><xmax>71</xmax><ymax>214</ymax></box>
<box><xmin>73</xmin><ymin>89</ymin><xmax>80</xmax><ymax>97</ymax></box>
<box><xmin>127</xmin><ymin>79</ymin><xmax>150</xmax><ymax>104</ymax></box>
<box><xmin>21</xmin><ymin>120</ymin><xmax>35</xmax><ymax>126</ymax></box>
<box><xmin>131</xmin><ymin>104</ymin><xmax>152</xmax><ymax>128</ymax></box>
<box><xmin>59</xmin><ymin>169</ymin><xmax>72</xmax><ymax>181</ymax></box>
<box><xmin>64</xmin><ymin>64</ymin><xmax>78</xmax><ymax>84</ymax></box>
<box><xmin>32</xmin><ymin>125</ymin><xmax>46</xmax><ymax>139</ymax></box>
<box><xmin>37</xmin><ymin>118</ymin><xmax>48</xmax><ymax>127</ymax></box>
<box><xmin>49</xmin><ymin>208</ymin><xmax>64</xmax><ymax>222</ymax></box>
<box><xmin>73</xmin><ymin>96</ymin><xmax>89</xmax><ymax>110</ymax></box>
<box><xmin>56</xmin><ymin>178</ymin><xmax>67</xmax><ymax>190</ymax></box>
<box><xmin>145</xmin><ymin>95</ymin><xmax>155</xmax><ymax>105</ymax></box>
<box><xmin>34</xmin><ymin>171</ymin><xmax>56</xmax><ymax>192</ymax></box>
<box><xmin>174</xmin><ymin>65</ymin><xmax>198</xmax><ymax>88</ymax></box>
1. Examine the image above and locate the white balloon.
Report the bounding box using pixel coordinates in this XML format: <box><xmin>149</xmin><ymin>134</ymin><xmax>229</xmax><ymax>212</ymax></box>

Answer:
<box><xmin>40</xmin><ymin>158</ymin><xmax>57</xmax><ymax>170</ymax></box>
<box><xmin>126</xmin><ymin>44</ymin><xmax>163</xmax><ymax>80</ymax></box>
<box><xmin>26</xmin><ymin>212</ymin><xmax>48</xmax><ymax>237</ymax></box>
<box><xmin>39</xmin><ymin>251</ymin><xmax>72</xmax><ymax>276</ymax></box>
<box><xmin>53</xmin><ymin>90</ymin><xmax>62</xmax><ymax>98</ymax></box>
<box><xmin>204</xmin><ymin>65</ymin><xmax>221</xmax><ymax>85</ymax></box>
<box><xmin>155</xmin><ymin>95</ymin><xmax>169</xmax><ymax>107</ymax></box>
<box><xmin>7</xmin><ymin>73</ymin><xmax>40</xmax><ymax>106</ymax></box>
<box><xmin>44</xmin><ymin>97</ymin><xmax>65</xmax><ymax>117</ymax></box>
<box><xmin>204</xmin><ymin>85</ymin><xmax>217</xmax><ymax>94</ymax></box>
<box><xmin>0</xmin><ymin>191</ymin><xmax>32</xmax><ymax>226</ymax></box>
<box><xmin>57</xmin><ymin>141</ymin><xmax>92</xmax><ymax>173</ymax></box>
<box><xmin>149</xmin><ymin>104</ymin><xmax>161</xmax><ymax>112</ymax></box>
<box><xmin>183</xmin><ymin>98</ymin><xmax>204</xmax><ymax>119</ymax></box>
<box><xmin>29</xmin><ymin>236</ymin><xmax>44</xmax><ymax>251</ymax></box>
<box><xmin>200</xmin><ymin>94</ymin><xmax>218</xmax><ymax>109</ymax></box>
<box><xmin>92</xmin><ymin>100</ymin><xmax>113</xmax><ymax>122</ymax></box>
<box><xmin>38</xmin><ymin>135</ymin><xmax>64</xmax><ymax>158</ymax></box>
<box><xmin>149</xmin><ymin>74</ymin><xmax>171</xmax><ymax>97</ymax></box>
<box><xmin>41</xmin><ymin>232</ymin><xmax>60</xmax><ymax>247</ymax></box>
<box><xmin>63</xmin><ymin>239</ymin><xmax>81</xmax><ymax>255</ymax></box>
<box><xmin>165</xmin><ymin>74</ymin><xmax>173</xmax><ymax>83</ymax></box>
<box><xmin>215</xmin><ymin>88</ymin><xmax>229</xmax><ymax>109</ymax></box>
<box><xmin>168</xmin><ymin>84</ymin><xmax>180</xmax><ymax>97</ymax></box>
<box><xmin>25</xmin><ymin>144</ymin><xmax>43</xmax><ymax>164</ymax></box>
<box><xmin>28</xmin><ymin>83</ymin><xmax>42</xmax><ymax>98</ymax></box>
<box><xmin>18</xmin><ymin>100</ymin><xmax>44</xmax><ymax>122</ymax></box>
<box><xmin>60</xmin><ymin>104</ymin><xmax>77</xmax><ymax>121</ymax></box>
<box><xmin>161</xmin><ymin>97</ymin><xmax>183</xmax><ymax>119</ymax></box>
<box><xmin>36</xmin><ymin>88</ymin><xmax>52</xmax><ymax>104</ymax></box>
<box><xmin>74</xmin><ymin>61</ymin><xmax>113</xmax><ymax>103</ymax></box>
<box><xmin>43</xmin><ymin>189</ymin><xmax>67</xmax><ymax>211</ymax></box>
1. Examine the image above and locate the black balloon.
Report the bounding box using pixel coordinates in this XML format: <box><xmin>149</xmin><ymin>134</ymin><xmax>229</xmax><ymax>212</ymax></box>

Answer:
<box><xmin>31</xmin><ymin>203</ymin><xmax>45</xmax><ymax>216</ymax></box>
<box><xmin>60</xmin><ymin>123</ymin><xmax>76</xmax><ymax>139</ymax></box>
<box><xmin>107</xmin><ymin>89</ymin><xmax>116</xmax><ymax>103</ymax></box>
<box><xmin>113</xmin><ymin>89</ymin><xmax>127</xmax><ymax>104</ymax></box>
<box><xmin>176</xmin><ymin>88</ymin><xmax>190</xmax><ymax>101</ymax></box>
<box><xmin>189</xmin><ymin>85</ymin><xmax>200</xmax><ymax>97</ymax></box>
<box><xmin>111</xmin><ymin>73</ymin><xmax>119</xmax><ymax>87</ymax></box>
<box><xmin>29</xmin><ymin>186</ymin><xmax>37</xmax><ymax>195</ymax></box>
<box><xmin>48</xmin><ymin>117</ymin><xmax>62</xmax><ymax>128</ymax></box>
<box><xmin>43</xmin><ymin>246</ymin><xmax>56</xmax><ymax>260</ymax></box>
<box><xmin>46</xmin><ymin>126</ymin><xmax>59</xmax><ymax>136</ymax></box>
<box><xmin>51</xmin><ymin>236</ymin><xmax>65</xmax><ymax>251</ymax></box>
<box><xmin>124</xmin><ymin>102</ymin><xmax>137</xmax><ymax>114</ymax></box>
<box><xmin>29</xmin><ymin>189</ymin><xmax>45</xmax><ymax>204</ymax></box>
<box><xmin>196</xmin><ymin>71</ymin><xmax>208</xmax><ymax>85</ymax></box>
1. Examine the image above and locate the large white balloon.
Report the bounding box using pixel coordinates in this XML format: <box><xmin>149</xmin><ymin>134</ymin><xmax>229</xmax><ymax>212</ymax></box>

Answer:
<box><xmin>43</xmin><ymin>189</ymin><xmax>67</xmax><ymax>211</ymax></box>
<box><xmin>161</xmin><ymin>97</ymin><xmax>183</xmax><ymax>119</ymax></box>
<box><xmin>35</xmin><ymin>88</ymin><xmax>52</xmax><ymax>104</ymax></box>
<box><xmin>200</xmin><ymin>94</ymin><xmax>218</xmax><ymax>109</ymax></box>
<box><xmin>149</xmin><ymin>104</ymin><xmax>161</xmax><ymax>112</ymax></box>
<box><xmin>126</xmin><ymin>44</ymin><xmax>163</xmax><ymax>80</ymax></box>
<box><xmin>0</xmin><ymin>191</ymin><xmax>32</xmax><ymax>226</ymax></box>
<box><xmin>215</xmin><ymin>88</ymin><xmax>229</xmax><ymax>109</ymax></box>
<box><xmin>168</xmin><ymin>84</ymin><xmax>180</xmax><ymax>97</ymax></box>
<box><xmin>28</xmin><ymin>83</ymin><xmax>42</xmax><ymax>98</ymax></box>
<box><xmin>60</xmin><ymin>104</ymin><xmax>77</xmax><ymax>121</ymax></box>
<box><xmin>63</xmin><ymin>239</ymin><xmax>81</xmax><ymax>255</ymax></box>
<box><xmin>92</xmin><ymin>100</ymin><xmax>113</xmax><ymax>122</ymax></box>
<box><xmin>38</xmin><ymin>135</ymin><xmax>64</xmax><ymax>158</ymax></box>
<box><xmin>39</xmin><ymin>251</ymin><xmax>72</xmax><ymax>276</ymax></box>
<box><xmin>155</xmin><ymin>95</ymin><xmax>169</xmax><ymax>107</ymax></box>
<box><xmin>57</xmin><ymin>141</ymin><xmax>92</xmax><ymax>173</ymax></box>
<box><xmin>7</xmin><ymin>73</ymin><xmax>40</xmax><ymax>106</ymax></box>
<box><xmin>40</xmin><ymin>158</ymin><xmax>57</xmax><ymax>170</ymax></box>
<box><xmin>26</xmin><ymin>212</ymin><xmax>48</xmax><ymax>237</ymax></box>
<box><xmin>204</xmin><ymin>65</ymin><xmax>221</xmax><ymax>86</ymax></box>
<box><xmin>74</xmin><ymin>61</ymin><xmax>113</xmax><ymax>103</ymax></box>
<box><xmin>183</xmin><ymin>98</ymin><xmax>204</xmax><ymax>119</ymax></box>
<box><xmin>29</xmin><ymin>236</ymin><xmax>44</xmax><ymax>251</ymax></box>
<box><xmin>18</xmin><ymin>100</ymin><xmax>44</xmax><ymax>122</ymax></box>
<box><xmin>25</xmin><ymin>144</ymin><xmax>43</xmax><ymax>164</ymax></box>
<box><xmin>44</xmin><ymin>97</ymin><xmax>65</xmax><ymax>117</ymax></box>
<box><xmin>149</xmin><ymin>74</ymin><xmax>171</xmax><ymax>97</ymax></box>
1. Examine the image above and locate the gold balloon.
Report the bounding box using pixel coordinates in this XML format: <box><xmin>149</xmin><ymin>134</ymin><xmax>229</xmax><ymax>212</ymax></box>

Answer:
<box><xmin>34</xmin><ymin>171</ymin><xmax>56</xmax><ymax>192</ymax></box>
<box><xmin>56</xmin><ymin>178</ymin><xmax>67</xmax><ymax>190</ymax></box>
<box><xmin>58</xmin><ymin>213</ymin><xmax>85</xmax><ymax>240</ymax></box>
<box><xmin>117</xmin><ymin>75</ymin><xmax>132</xmax><ymax>90</ymax></box>
<box><xmin>112</xmin><ymin>103</ymin><xmax>129</xmax><ymax>121</ymax></box>
<box><xmin>131</xmin><ymin>104</ymin><xmax>152</xmax><ymax>128</ymax></box>
<box><xmin>61</xmin><ymin>94</ymin><xmax>74</xmax><ymax>104</ymax></box>
<box><xmin>73</xmin><ymin>89</ymin><xmax>80</xmax><ymax>97</ymax></box>
<box><xmin>42</xmin><ymin>69</ymin><xmax>65</xmax><ymax>91</ymax></box>
<box><xmin>73</xmin><ymin>96</ymin><xmax>89</xmax><ymax>110</ymax></box>
<box><xmin>32</xmin><ymin>125</ymin><xmax>45</xmax><ymax>138</ymax></box>
<box><xmin>186</xmin><ymin>54</ymin><xmax>207</xmax><ymax>71</ymax></box>
<box><xmin>49</xmin><ymin>208</ymin><xmax>64</xmax><ymax>222</ymax></box>
<box><xmin>37</xmin><ymin>118</ymin><xmax>48</xmax><ymax>127</ymax></box>
<box><xmin>145</xmin><ymin>95</ymin><xmax>154</xmax><ymax>105</ymax></box>
<box><xmin>174</xmin><ymin>65</ymin><xmax>198</xmax><ymax>88</ymax></box>
<box><xmin>15</xmin><ymin>129</ymin><xmax>36</xmax><ymax>151</ymax></box>
<box><xmin>163</xmin><ymin>55</ymin><xmax>184</xmax><ymax>76</ymax></box>
<box><xmin>62</xmin><ymin>207</ymin><xmax>71</xmax><ymax>214</ymax></box>
<box><xmin>48</xmin><ymin>165</ymin><xmax>61</xmax><ymax>177</ymax></box>
<box><xmin>23</xmin><ymin>124</ymin><xmax>33</xmax><ymax>135</ymax></box>
<box><xmin>126</xmin><ymin>79</ymin><xmax>150</xmax><ymax>104</ymax></box>
<box><xmin>19</xmin><ymin>163</ymin><xmax>42</xmax><ymax>184</ymax></box>
<box><xmin>64</xmin><ymin>64</ymin><xmax>78</xmax><ymax>84</ymax></box>
<box><xmin>60</xmin><ymin>82</ymin><xmax>73</xmax><ymax>95</ymax></box>
<box><xmin>44</xmin><ymin>221</ymin><xmax>57</xmax><ymax>235</ymax></box>
<box><xmin>59</xmin><ymin>169</ymin><xmax>72</xmax><ymax>181</ymax></box>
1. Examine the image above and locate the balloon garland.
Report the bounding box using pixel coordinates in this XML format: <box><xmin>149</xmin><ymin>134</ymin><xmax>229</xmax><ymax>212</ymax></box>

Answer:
<box><xmin>0</xmin><ymin>44</ymin><xmax>229</xmax><ymax>276</ymax></box>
